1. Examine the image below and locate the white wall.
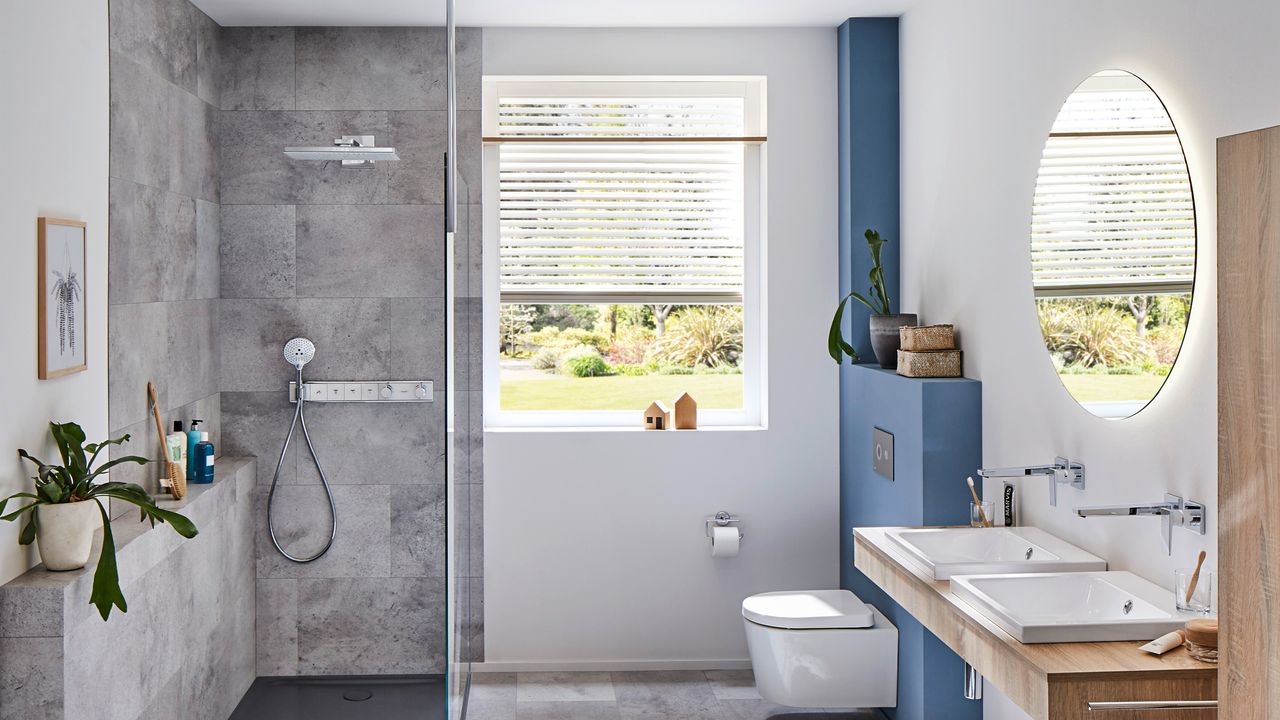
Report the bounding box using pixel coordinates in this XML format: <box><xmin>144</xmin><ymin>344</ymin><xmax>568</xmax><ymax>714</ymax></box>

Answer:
<box><xmin>896</xmin><ymin>1</ymin><xmax>1280</xmax><ymax>716</ymax></box>
<box><xmin>481</xmin><ymin>28</ymin><xmax>840</xmax><ymax>667</ymax></box>
<box><xmin>0</xmin><ymin>1</ymin><xmax>110</xmax><ymax>585</ymax></box>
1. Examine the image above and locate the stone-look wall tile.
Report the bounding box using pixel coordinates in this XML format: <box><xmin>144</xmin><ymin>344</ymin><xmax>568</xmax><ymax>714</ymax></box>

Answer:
<box><xmin>465</xmin><ymin>389</ymin><xmax>484</xmax><ymax>484</ymax></box>
<box><xmin>222</xmin><ymin>391</ymin><xmax>296</xmax><ymax>487</ymax></box>
<box><xmin>195</xmin><ymin>199</ymin><xmax>221</xmax><ymax>300</ymax></box>
<box><xmin>220</xmin><ymin>204</ymin><xmax>297</xmax><ymax>298</ymax></box>
<box><xmin>110</xmin><ymin>52</ymin><xmax>219</xmax><ymax>204</ymax></box>
<box><xmin>296</xmin><ymin>576</ymin><xmax>445</xmax><ymax>674</ymax></box>
<box><xmin>109</xmin><ymin>301</ymin><xmax>169</xmax><ymax>430</ymax></box>
<box><xmin>296</xmin><ymin>204</ymin><xmax>444</xmax><ymax>298</ymax></box>
<box><xmin>219</xmin><ymin>111</ymin><xmax>390</xmax><ymax>205</ymax></box>
<box><xmin>386</xmin><ymin>111</ymin><xmax>482</xmax><ymax>206</ymax></box>
<box><xmin>219</xmin><ymin>28</ymin><xmax>295</xmax><ymax>111</ymax></box>
<box><xmin>256</xmin><ymin>578</ymin><xmax>299</xmax><ymax>676</ymax></box>
<box><xmin>454</xmin><ymin>203</ymin><xmax>483</xmax><ymax>298</ymax></box>
<box><xmin>0</xmin><ymin>578</ymin><xmax>64</xmax><ymax>638</ymax></box>
<box><xmin>391</xmin><ymin>484</ymin><xmax>447</xmax><ymax>577</ymax></box>
<box><xmin>295</xmin><ymin>28</ymin><xmax>447</xmax><ymax>111</ymax></box>
<box><xmin>166</xmin><ymin>298</ymin><xmax>220</xmax><ymax>410</ymax></box>
<box><xmin>468</xmin><ymin>482</ymin><xmax>484</xmax><ymax>579</ymax></box>
<box><xmin>465</xmin><ymin>576</ymin><xmax>484</xmax><ymax>662</ymax></box>
<box><xmin>455</xmin><ymin>28</ymin><xmax>483</xmax><ymax>112</ymax></box>
<box><xmin>255</xmin><ymin>484</ymin><xmax>390</xmax><ymax>579</ymax></box>
<box><xmin>295</xmin><ymin>401</ymin><xmax>445</xmax><ymax>486</ymax></box>
<box><xmin>194</xmin><ymin>7</ymin><xmax>222</xmax><ymax>107</ymax></box>
<box><xmin>0</xmin><ymin>637</ymin><xmax>62</xmax><ymax>720</ymax></box>
<box><xmin>109</xmin><ymin>0</ymin><xmax>198</xmax><ymax>94</ymax></box>
<box><xmin>108</xmin><ymin>179</ymin><xmax>197</xmax><ymax>305</ymax></box>
<box><xmin>219</xmin><ymin>297</ymin><xmax>446</xmax><ymax>393</ymax></box>
<box><xmin>453</xmin><ymin>297</ymin><xmax>483</xmax><ymax>391</ymax></box>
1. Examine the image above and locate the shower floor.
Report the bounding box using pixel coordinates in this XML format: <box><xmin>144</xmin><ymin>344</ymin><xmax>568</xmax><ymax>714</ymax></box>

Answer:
<box><xmin>229</xmin><ymin>674</ymin><xmax>445</xmax><ymax>720</ymax></box>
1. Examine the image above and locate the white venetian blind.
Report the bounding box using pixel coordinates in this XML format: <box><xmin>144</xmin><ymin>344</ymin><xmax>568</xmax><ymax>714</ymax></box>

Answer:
<box><xmin>495</xmin><ymin>94</ymin><xmax>751</xmax><ymax>304</ymax></box>
<box><xmin>1031</xmin><ymin>71</ymin><xmax>1195</xmax><ymax>298</ymax></box>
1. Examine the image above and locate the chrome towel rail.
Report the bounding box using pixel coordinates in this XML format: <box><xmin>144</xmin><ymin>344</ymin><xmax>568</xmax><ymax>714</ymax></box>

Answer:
<box><xmin>1088</xmin><ymin>700</ymin><xmax>1217</xmax><ymax>712</ymax></box>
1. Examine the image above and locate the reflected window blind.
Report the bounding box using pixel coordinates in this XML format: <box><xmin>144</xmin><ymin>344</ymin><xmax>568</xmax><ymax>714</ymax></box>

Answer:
<box><xmin>497</xmin><ymin>96</ymin><xmax>749</xmax><ymax>304</ymax></box>
<box><xmin>1031</xmin><ymin>76</ymin><xmax>1195</xmax><ymax>298</ymax></box>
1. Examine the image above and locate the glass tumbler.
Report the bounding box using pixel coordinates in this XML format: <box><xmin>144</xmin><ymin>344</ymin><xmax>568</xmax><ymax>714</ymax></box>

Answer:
<box><xmin>970</xmin><ymin>501</ymin><xmax>995</xmax><ymax>528</ymax></box>
<box><xmin>1175</xmin><ymin>568</ymin><xmax>1213</xmax><ymax>614</ymax></box>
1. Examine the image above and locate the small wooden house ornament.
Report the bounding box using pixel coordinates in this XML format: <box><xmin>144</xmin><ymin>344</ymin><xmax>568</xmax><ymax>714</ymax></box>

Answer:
<box><xmin>673</xmin><ymin>392</ymin><xmax>697</xmax><ymax>430</ymax></box>
<box><xmin>643</xmin><ymin>400</ymin><xmax>671</xmax><ymax>430</ymax></box>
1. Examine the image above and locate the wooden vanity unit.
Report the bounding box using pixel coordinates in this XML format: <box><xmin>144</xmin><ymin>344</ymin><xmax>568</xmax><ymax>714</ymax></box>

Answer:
<box><xmin>854</xmin><ymin>527</ymin><xmax>1216</xmax><ymax>720</ymax></box>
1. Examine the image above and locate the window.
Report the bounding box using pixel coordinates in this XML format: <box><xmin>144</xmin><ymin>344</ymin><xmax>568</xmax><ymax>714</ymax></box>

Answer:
<box><xmin>483</xmin><ymin>78</ymin><xmax>765</xmax><ymax>427</ymax></box>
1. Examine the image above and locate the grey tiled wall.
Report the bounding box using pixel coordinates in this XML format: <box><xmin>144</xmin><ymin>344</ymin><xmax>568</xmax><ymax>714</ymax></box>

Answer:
<box><xmin>217</xmin><ymin>26</ymin><xmax>484</xmax><ymax>675</ymax></box>
<box><xmin>107</xmin><ymin>0</ymin><xmax>223</xmax><ymax>503</ymax></box>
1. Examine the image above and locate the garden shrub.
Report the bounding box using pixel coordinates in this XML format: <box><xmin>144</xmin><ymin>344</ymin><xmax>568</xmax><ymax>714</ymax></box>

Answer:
<box><xmin>606</xmin><ymin>325</ymin><xmax>655</xmax><ymax>365</ymax></box>
<box><xmin>531</xmin><ymin>346</ymin><xmax>561</xmax><ymax>371</ymax></box>
<box><xmin>523</xmin><ymin>326</ymin><xmax>610</xmax><ymax>353</ymax></box>
<box><xmin>613</xmin><ymin>363</ymin><xmax>650</xmax><ymax>376</ymax></box>
<box><xmin>653</xmin><ymin>306</ymin><xmax>743</xmax><ymax>368</ymax></box>
<box><xmin>559</xmin><ymin>345</ymin><xmax>611</xmax><ymax>377</ymax></box>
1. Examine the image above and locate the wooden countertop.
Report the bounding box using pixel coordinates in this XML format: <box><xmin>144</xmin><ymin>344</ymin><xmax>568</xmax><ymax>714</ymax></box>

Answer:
<box><xmin>854</xmin><ymin>527</ymin><xmax>1216</xmax><ymax>719</ymax></box>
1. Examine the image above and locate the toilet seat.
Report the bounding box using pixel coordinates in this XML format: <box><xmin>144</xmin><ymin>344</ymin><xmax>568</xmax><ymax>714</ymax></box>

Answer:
<box><xmin>741</xmin><ymin>589</ymin><xmax>874</xmax><ymax>630</ymax></box>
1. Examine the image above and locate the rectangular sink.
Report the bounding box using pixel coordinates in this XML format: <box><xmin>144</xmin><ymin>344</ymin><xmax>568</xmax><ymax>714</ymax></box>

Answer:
<box><xmin>884</xmin><ymin>527</ymin><xmax>1107</xmax><ymax>580</ymax></box>
<box><xmin>950</xmin><ymin>571</ymin><xmax>1189</xmax><ymax>644</ymax></box>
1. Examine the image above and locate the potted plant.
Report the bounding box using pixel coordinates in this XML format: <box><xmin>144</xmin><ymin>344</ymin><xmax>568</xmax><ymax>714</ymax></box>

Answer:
<box><xmin>828</xmin><ymin>229</ymin><xmax>917</xmax><ymax>368</ymax></box>
<box><xmin>0</xmin><ymin>422</ymin><xmax>198</xmax><ymax>620</ymax></box>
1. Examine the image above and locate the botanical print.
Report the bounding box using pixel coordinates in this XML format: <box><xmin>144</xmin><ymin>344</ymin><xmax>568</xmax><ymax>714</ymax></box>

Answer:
<box><xmin>39</xmin><ymin>219</ymin><xmax>87</xmax><ymax>378</ymax></box>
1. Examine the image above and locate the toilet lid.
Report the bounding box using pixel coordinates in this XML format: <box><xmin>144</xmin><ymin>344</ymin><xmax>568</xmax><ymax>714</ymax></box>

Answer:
<box><xmin>741</xmin><ymin>589</ymin><xmax>874</xmax><ymax>630</ymax></box>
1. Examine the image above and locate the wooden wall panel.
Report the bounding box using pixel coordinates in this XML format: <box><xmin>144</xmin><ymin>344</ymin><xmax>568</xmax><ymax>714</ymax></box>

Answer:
<box><xmin>1218</xmin><ymin>125</ymin><xmax>1280</xmax><ymax>719</ymax></box>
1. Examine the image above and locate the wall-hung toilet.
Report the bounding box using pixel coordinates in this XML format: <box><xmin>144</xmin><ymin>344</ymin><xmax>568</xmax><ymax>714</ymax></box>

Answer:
<box><xmin>742</xmin><ymin>589</ymin><xmax>898</xmax><ymax>709</ymax></box>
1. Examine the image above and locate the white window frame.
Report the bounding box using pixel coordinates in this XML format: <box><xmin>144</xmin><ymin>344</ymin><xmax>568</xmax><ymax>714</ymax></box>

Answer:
<box><xmin>482</xmin><ymin>76</ymin><xmax>767</xmax><ymax>429</ymax></box>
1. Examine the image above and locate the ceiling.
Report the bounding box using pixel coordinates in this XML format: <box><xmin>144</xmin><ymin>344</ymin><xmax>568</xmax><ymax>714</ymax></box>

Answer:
<box><xmin>193</xmin><ymin>0</ymin><xmax>911</xmax><ymax>28</ymax></box>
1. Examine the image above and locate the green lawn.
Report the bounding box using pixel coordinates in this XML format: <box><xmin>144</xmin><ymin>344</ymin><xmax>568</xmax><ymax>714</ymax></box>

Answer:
<box><xmin>501</xmin><ymin>374</ymin><xmax>743</xmax><ymax>411</ymax></box>
<box><xmin>1058</xmin><ymin>373</ymin><xmax>1168</xmax><ymax>403</ymax></box>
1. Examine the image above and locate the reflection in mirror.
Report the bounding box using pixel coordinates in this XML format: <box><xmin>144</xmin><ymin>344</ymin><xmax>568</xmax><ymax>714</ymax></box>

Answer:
<box><xmin>1031</xmin><ymin>70</ymin><xmax>1195</xmax><ymax>419</ymax></box>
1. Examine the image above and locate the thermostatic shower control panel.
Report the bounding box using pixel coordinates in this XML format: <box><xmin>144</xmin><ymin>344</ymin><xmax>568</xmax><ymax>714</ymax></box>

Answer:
<box><xmin>289</xmin><ymin>381</ymin><xmax>434</xmax><ymax>403</ymax></box>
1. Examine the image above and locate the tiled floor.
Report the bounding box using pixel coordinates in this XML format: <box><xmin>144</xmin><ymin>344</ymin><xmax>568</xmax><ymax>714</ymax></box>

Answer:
<box><xmin>465</xmin><ymin>670</ymin><xmax>886</xmax><ymax>720</ymax></box>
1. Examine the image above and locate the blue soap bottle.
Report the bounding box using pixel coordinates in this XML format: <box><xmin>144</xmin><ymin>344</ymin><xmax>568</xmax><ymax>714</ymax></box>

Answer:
<box><xmin>186</xmin><ymin>419</ymin><xmax>203</xmax><ymax>483</ymax></box>
<box><xmin>192</xmin><ymin>431</ymin><xmax>215</xmax><ymax>484</ymax></box>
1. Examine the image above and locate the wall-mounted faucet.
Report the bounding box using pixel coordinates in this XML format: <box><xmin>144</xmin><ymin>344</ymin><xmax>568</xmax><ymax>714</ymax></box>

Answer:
<box><xmin>1075</xmin><ymin>493</ymin><xmax>1206</xmax><ymax>555</ymax></box>
<box><xmin>977</xmin><ymin>456</ymin><xmax>1085</xmax><ymax>507</ymax></box>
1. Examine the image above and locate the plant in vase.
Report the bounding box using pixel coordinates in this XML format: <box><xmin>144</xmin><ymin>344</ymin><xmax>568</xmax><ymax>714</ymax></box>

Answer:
<box><xmin>828</xmin><ymin>228</ymin><xmax>917</xmax><ymax>368</ymax></box>
<box><xmin>0</xmin><ymin>422</ymin><xmax>198</xmax><ymax>620</ymax></box>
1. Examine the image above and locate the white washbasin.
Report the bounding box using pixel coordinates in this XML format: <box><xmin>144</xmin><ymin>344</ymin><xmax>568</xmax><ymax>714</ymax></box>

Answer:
<box><xmin>950</xmin><ymin>571</ymin><xmax>1189</xmax><ymax>644</ymax></box>
<box><xmin>885</xmin><ymin>526</ymin><xmax>1107</xmax><ymax>580</ymax></box>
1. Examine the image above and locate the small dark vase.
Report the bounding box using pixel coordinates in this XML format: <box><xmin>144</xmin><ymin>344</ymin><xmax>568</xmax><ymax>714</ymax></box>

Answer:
<box><xmin>868</xmin><ymin>313</ymin><xmax>918</xmax><ymax>369</ymax></box>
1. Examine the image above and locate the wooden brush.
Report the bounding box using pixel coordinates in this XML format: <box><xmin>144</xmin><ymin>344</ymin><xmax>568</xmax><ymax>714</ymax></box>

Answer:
<box><xmin>147</xmin><ymin>382</ymin><xmax>186</xmax><ymax>500</ymax></box>
<box><xmin>967</xmin><ymin>476</ymin><xmax>991</xmax><ymax>527</ymax></box>
<box><xmin>1184</xmin><ymin>549</ymin><xmax>1208</xmax><ymax>605</ymax></box>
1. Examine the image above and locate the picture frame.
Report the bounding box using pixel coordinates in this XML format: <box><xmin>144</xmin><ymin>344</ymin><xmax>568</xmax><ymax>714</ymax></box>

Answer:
<box><xmin>38</xmin><ymin>217</ymin><xmax>88</xmax><ymax>379</ymax></box>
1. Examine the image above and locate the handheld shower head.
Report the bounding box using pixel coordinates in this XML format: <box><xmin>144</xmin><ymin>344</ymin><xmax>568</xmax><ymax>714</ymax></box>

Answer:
<box><xmin>284</xmin><ymin>338</ymin><xmax>316</xmax><ymax>370</ymax></box>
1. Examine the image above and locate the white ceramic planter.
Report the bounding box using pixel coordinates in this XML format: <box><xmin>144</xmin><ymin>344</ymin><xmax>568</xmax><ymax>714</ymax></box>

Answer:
<box><xmin>36</xmin><ymin>500</ymin><xmax>101</xmax><ymax>571</ymax></box>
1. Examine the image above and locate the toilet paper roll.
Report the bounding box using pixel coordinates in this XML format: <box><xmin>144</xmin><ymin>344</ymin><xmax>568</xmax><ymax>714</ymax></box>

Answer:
<box><xmin>711</xmin><ymin>525</ymin><xmax>740</xmax><ymax>557</ymax></box>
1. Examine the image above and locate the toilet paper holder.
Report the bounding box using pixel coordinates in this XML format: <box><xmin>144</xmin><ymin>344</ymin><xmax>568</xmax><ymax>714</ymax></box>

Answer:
<box><xmin>705</xmin><ymin>511</ymin><xmax>744</xmax><ymax>541</ymax></box>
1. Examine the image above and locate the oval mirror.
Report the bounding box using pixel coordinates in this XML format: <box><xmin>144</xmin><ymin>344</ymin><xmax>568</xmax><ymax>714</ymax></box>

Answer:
<box><xmin>1031</xmin><ymin>70</ymin><xmax>1195</xmax><ymax>419</ymax></box>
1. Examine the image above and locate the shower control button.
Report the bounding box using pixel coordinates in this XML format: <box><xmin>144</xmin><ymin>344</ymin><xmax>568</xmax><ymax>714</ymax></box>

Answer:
<box><xmin>344</xmin><ymin>383</ymin><xmax>361</xmax><ymax>401</ymax></box>
<box><xmin>327</xmin><ymin>385</ymin><xmax>344</xmax><ymax>401</ymax></box>
<box><xmin>362</xmin><ymin>383</ymin><xmax>378</xmax><ymax>401</ymax></box>
<box><xmin>380</xmin><ymin>383</ymin><xmax>394</xmax><ymax>400</ymax></box>
<box><xmin>415</xmin><ymin>382</ymin><xmax>431</xmax><ymax>400</ymax></box>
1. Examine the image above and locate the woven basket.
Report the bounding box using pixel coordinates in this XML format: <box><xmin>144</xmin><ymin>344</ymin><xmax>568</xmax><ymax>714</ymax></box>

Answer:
<box><xmin>900</xmin><ymin>324</ymin><xmax>955</xmax><ymax>352</ymax></box>
<box><xmin>896</xmin><ymin>349</ymin><xmax>961</xmax><ymax>378</ymax></box>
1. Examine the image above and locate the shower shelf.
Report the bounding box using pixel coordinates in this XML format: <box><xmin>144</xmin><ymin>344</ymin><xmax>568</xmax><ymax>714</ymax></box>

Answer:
<box><xmin>289</xmin><ymin>380</ymin><xmax>434</xmax><ymax>403</ymax></box>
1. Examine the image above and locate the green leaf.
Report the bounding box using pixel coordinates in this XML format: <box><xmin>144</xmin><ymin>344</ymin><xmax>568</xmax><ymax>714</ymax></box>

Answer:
<box><xmin>84</xmin><ymin>434</ymin><xmax>134</xmax><ymax>475</ymax></box>
<box><xmin>147</xmin><ymin>507</ymin><xmax>199</xmax><ymax>539</ymax></box>
<box><xmin>36</xmin><ymin>482</ymin><xmax>63</xmax><ymax>504</ymax></box>
<box><xmin>91</xmin><ymin>485</ymin><xmax>199</xmax><ymax>539</ymax></box>
<box><xmin>0</xmin><ymin>493</ymin><xmax>38</xmax><ymax>517</ymax></box>
<box><xmin>18</xmin><ymin>509</ymin><xmax>37</xmax><ymax>546</ymax></box>
<box><xmin>827</xmin><ymin>294</ymin><xmax>860</xmax><ymax>364</ymax></box>
<box><xmin>88</xmin><ymin>499</ymin><xmax>126</xmax><ymax>621</ymax></box>
<box><xmin>1</xmin><ymin>501</ymin><xmax>39</xmax><ymax>523</ymax></box>
<box><xmin>49</xmin><ymin>422</ymin><xmax>88</xmax><ymax>480</ymax></box>
<box><xmin>84</xmin><ymin>455</ymin><xmax>149</xmax><ymax>483</ymax></box>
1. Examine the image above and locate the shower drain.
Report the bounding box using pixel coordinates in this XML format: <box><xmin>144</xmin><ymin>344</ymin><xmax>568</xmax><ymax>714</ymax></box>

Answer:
<box><xmin>343</xmin><ymin>689</ymin><xmax>374</xmax><ymax>702</ymax></box>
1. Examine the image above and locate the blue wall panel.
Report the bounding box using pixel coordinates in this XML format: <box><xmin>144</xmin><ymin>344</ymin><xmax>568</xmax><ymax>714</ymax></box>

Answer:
<box><xmin>838</xmin><ymin>365</ymin><xmax>982</xmax><ymax>720</ymax></box>
<box><xmin>839</xmin><ymin>17</ymin><xmax>901</xmax><ymax>361</ymax></box>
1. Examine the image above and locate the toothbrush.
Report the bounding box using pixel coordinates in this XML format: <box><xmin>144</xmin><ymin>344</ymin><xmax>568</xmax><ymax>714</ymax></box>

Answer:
<box><xmin>967</xmin><ymin>476</ymin><xmax>991</xmax><ymax>527</ymax></box>
<box><xmin>1184</xmin><ymin>549</ymin><xmax>1207</xmax><ymax>605</ymax></box>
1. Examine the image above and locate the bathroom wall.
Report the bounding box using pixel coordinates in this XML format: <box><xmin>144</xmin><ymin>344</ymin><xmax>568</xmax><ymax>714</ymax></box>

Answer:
<box><xmin>481</xmin><ymin>27</ymin><xmax>840</xmax><ymax>667</ymax></box>
<box><xmin>0</xmin><ymin>0</ymin><xmax>110</xmax><ymax>586</ymax></box>
<box><xmin>894</xmin><ymin>1</ymin><xmax>1280</xmax><ymax>716</ymax></box>
<box><xmin>107</xmin><ymin>0</ymin><xmax>223</xmax><ymax>503</ymax></box>
<box><xmin>216</xmin><ymin>26</ymin><xmax>483</xmax><ymax>675</ymax></box>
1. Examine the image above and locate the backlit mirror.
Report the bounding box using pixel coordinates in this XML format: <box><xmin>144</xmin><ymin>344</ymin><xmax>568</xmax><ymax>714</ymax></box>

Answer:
<box><xmin>1031</xmin><ymin>70</ymin><xmax>1195</xmax><ymax>419</ymax></box>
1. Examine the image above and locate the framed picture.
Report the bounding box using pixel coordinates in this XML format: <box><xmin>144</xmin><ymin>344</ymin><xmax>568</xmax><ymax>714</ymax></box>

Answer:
<box><xmin>38</xmin><ymin>217</ymin><xmax>88</xmax><ymax>379</ymax></box>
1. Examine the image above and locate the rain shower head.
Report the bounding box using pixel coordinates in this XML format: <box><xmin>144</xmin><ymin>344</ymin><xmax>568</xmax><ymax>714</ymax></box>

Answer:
<box><xmin>283</xmin><ymin>135</ymin><xmax>399</xmax><ymax>168</ymax></box>
<box><xmin>284</xmin><ymin>338</ymin><xmax>316</xmax><ymax>370</ymax></box>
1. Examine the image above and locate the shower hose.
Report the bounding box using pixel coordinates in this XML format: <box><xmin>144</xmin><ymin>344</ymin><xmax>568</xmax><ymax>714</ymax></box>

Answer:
<box><xmin>266</xmin><ymin>366</ymin><xmax>337</xmax><ymax>563</ymax></box>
